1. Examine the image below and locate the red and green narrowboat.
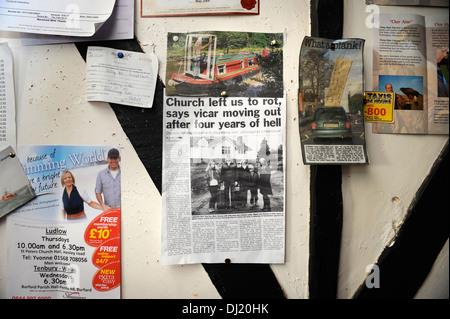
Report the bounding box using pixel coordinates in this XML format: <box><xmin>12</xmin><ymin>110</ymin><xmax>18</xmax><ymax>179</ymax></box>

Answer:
<box><xmin>168</xmin><ymin>34</ymin><xmax>262</xmax><ymax>95</ymax></box>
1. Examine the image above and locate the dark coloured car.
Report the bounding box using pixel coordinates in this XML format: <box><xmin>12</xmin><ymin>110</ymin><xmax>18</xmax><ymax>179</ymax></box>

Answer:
<box><xmin>311</xmin><ymin>107</ymin><xmax>352</xmax><ymax>139</ymax></box>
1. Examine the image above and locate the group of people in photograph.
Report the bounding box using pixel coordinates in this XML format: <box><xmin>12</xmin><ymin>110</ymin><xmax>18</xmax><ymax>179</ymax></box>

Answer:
<box><xmin>204</xmin><ymin>157</ymin><xmax>272</xmax><ymax>213</ymax></box>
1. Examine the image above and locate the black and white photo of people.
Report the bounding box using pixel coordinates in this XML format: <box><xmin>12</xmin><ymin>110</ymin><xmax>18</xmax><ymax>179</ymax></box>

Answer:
<box><xmin>190</xmin><ymin>135</ymin><xmax>284</xmax><ymax>215</ymax></box>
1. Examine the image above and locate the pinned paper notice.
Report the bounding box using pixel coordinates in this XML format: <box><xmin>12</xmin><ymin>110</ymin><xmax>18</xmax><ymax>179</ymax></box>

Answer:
<box><xmin>0</xmin><ymin>43</ymin><xmax>16</xmax><ymax>150</ymax></box>
<box><xmin>86</xmin><ymin>47</ymin><xmax>158</xmax><ymax>108</ymax></box>
<box><xmin>325</xmin><ymin>57</ymin><xmax>352</xmax><ymax>107</ymax></box>
<box><xmin>142</xmin><ymin>0</ymin><xmax>260</xmax><ymax>17</ymax></box>
<box><xmin>21</xmin><ymin>0</ymin><xmax>134</xmax><ymax>46</ymax></box>
<box><xmin>0</xmin><ymin>0</ymin><xmax>116</xmax><ymax>37</ymax></box>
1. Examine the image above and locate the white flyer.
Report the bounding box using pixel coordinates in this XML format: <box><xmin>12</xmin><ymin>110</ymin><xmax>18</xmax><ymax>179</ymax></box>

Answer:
<box><xmin>141</xmin><ymin>0</ymin><xmax>259</xmax><ymax>17</ymax></box>
<box><xmin>372</xmin><ymin>14</ymin><xmax>449</xmax><ymax>134</ymax></box>
<box><xmin>21</xmin><ymin>0</ymin><xmax>134</xmax><ymax>46</ymax></box>
<box><xmin>0</xmin><ymin>43</ymin><xmax>16</xmax><ymax>150</ymax></box>
<box><xmin>86</xmin><ymin>47</ymin><xmax>158</xmax><ymax>108</ymax></box>
<box><xmin>0</xmin><ymin>0</ymin><xmax>116</xmax><ymax>37</ymax></box>
<box><xmin>7</xmin><ymin>145</ymin><xmax>121</xmax><ymax>299</ymax></box>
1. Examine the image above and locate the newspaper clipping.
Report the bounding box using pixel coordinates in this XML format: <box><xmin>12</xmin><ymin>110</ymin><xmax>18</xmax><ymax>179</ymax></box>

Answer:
<box><xmin>162</xmin><ymin>94</ymin><xmax>285</xmax><ymax>265</ymax></box>
<box><xmin>161</xmin><ymin>31</ymin><xmax>285</xmax><ymax>265</ymax></box>
<box><xmin>298</xmin><ymin>37</ymin><xmax>369</xmax><ymax>165</ymax></box>
<box><xmin>372</xmin><ymin>14</ymin><xmax>449</xmax><ymax>134</ymax></box>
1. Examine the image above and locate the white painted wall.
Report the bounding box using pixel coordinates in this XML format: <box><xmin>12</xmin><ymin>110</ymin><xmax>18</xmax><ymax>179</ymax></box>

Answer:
<box><xmin>0</xmin><ymin>0</ymin><xmax>447</xmax><ymax>299</ymax></box>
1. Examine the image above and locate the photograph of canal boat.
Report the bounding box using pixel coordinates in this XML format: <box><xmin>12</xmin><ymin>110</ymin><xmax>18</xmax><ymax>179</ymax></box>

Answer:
<box><xmin>166</xmin><ymin>31</ymin><xmax>283</xmax><ymax>97</ymax></box>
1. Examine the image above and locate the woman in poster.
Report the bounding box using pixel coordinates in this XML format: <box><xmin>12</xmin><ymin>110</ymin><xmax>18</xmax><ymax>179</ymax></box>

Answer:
<box><xmin>205</xmin><ymin>161</ymin><xmax>221</xmax><ymax>213</ymax></box>
<box><xmin>61</xmin><ymin>170</ymin><xmax>106</xmax><ymax>220</ymax></box>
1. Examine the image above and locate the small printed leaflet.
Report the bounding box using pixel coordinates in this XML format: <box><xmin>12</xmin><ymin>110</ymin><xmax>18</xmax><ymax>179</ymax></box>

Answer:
<box><xmin>142</xmin><ymin>0</ymin><xmax>259</xmax><ymax>17</ymax></box>
<box><xmin>86</xmin><ymin>46</ymin><xmax>158</xmax><ymax>108</ymax></box>
<box><xmin>0</xmin><ymin>43</ymin><xmax>16</xmax><ymax>150</ymax></box>
<box><xmin>0</xmin><ymin>0</ymin><xmax>116</xmax><ymax>37</ymax></box>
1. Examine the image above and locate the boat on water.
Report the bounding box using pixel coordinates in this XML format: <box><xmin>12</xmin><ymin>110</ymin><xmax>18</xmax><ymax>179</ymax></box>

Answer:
<box><xmin>168</xmin><ymin>34</ymin><xmax>264</xmax><ymax>95</ymax></box>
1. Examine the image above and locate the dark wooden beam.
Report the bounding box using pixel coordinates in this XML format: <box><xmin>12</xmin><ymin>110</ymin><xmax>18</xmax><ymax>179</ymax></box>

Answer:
<box><xmin>308</xmin><ymin>0</ymin><xmax>344</xmax><ymax>299</ymax></box>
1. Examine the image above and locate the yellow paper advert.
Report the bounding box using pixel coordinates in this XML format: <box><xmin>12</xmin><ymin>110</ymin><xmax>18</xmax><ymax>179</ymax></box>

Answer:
<box><xmin>364</xmin><ymin>91</ymin><xmax>394</xmax><ymax>123</ymax></box>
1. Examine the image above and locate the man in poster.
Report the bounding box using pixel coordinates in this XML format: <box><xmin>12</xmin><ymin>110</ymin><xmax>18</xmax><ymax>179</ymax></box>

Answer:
<box><xmin>95</xmin><ymin>148</ymin><xmax>121</xmax><ymax>210</ymax></box>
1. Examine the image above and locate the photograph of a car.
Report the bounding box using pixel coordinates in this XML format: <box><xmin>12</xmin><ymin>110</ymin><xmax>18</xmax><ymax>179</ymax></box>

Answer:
<box><xmin>298</xmin><ymin>37</ymin><xmax>368</xmax><ymax>164</ymax></box>
<box><xmin>311</xmin><ymin>106</ymin><xmax>352</xmax><ymax>140</ymax></box>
